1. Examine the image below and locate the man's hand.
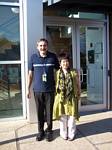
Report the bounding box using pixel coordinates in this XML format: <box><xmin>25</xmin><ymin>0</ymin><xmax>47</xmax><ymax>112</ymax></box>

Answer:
<box><xmin>27</xmin><ymin>89</ymin><xmax>31</xmax><ymax>99</ymax></box>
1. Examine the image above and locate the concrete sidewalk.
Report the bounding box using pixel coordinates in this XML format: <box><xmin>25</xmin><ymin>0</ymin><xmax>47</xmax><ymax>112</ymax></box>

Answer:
<box><xmin>0</xmin><ymin>111</ymin><xmax>112</xmax><ymax>150</ymax></box>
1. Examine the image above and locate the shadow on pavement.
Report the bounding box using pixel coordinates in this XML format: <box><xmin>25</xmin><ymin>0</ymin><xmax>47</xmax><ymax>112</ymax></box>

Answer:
<box><xmin>0</xmin><ymin>117</ymin><xmax>111</xmax><ymax>145</ymax></box>
<box><xmin>0</xmin><ymin>133</ymin><xmax>37</xmax><ymax>145</ymax></box>
<box><xmin>77</xmin><ymin>118</ymin><xmax>112</xmax><ymax>137</ymax></box>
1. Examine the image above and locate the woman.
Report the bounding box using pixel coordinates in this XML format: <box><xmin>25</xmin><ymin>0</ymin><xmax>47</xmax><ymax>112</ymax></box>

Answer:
<box><xmin>53</xmin><ymin>52</ymin><xmax>80</xmax><ymax>141</ymax></box>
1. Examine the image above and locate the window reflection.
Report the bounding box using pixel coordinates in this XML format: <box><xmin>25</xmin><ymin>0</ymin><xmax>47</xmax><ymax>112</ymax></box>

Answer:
<box><xmin>0</xmin><ymin>0</ymin><xmax>19</xmax><ymax>2</ymax></box>
<box><xmin>46</xmin><ymin>25</ymin><xmax>73</xmax><ymax>67</ymax></box>
<box><xmin>80</xmin><ymin>26</ymin><xmax>103</xmax><ymax>105</ymax></box>
<box><xmin>0</xmin><ymin>6</ymin><xmax>20</xmax><ymax>61</ymax></box>
<box><xmin>44</xmin><ymin>9</ymin><xmax>106</xmax><ymax>20</ymax></box>
<box><xmin>0</xmin><ymin>64</ymin><xmax>22</xmax><ymax>118</ymax></box>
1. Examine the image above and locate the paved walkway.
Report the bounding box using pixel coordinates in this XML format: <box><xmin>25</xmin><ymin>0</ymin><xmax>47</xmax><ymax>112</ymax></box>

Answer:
<box><xmin>0</xmin><ymin>111</ymin><xmax>112</xmax><ymax>150</ymax></box>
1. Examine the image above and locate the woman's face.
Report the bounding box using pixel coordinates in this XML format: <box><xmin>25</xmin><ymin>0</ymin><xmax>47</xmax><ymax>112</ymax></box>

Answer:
<box><xmin>60</xmin><ymin>59</ymin><xmax>70</xmax><ymax>70</ymax></box>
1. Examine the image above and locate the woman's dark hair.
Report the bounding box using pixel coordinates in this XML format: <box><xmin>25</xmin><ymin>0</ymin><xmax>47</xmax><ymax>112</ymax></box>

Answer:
<box><xmin>58</xmin><ymin>52</ymin><xmax>70</xmax><ymax>62</ymax></box>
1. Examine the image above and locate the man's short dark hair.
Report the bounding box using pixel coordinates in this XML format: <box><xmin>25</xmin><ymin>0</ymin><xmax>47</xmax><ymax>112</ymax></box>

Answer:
<box><xmin>39</xmin><ymin>38</ymin><xmax>48</xmax><ymax>45</ymax></box>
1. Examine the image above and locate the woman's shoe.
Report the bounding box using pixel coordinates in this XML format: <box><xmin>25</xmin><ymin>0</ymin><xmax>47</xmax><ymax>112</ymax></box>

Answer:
<box><xmin>68</xmin><ymin>137</ymin><xmax>75</xmax><ymax>141</ymax></box>
<box><xmin>68</xmin><ymin>134</ymin><xmax>76</xmax><ymax>141</ymax></box>
<box><xmin>60</xmin><ymin>136</ymin><xmax>68</xmax><ymax>140</ymax></box>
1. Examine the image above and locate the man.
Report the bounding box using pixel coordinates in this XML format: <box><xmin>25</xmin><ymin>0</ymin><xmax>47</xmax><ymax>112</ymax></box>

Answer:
<box><xmin>27</xmin><ymin>38</ymin><xmax>59</xmax><ymax>142</ymax></box>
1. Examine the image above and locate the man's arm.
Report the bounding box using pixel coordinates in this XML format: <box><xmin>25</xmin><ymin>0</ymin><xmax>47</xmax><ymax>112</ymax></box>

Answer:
<box><xmin>27</xmin><ymin>70</ymin><xmax>33</xmax><ymax>99</ymax></box>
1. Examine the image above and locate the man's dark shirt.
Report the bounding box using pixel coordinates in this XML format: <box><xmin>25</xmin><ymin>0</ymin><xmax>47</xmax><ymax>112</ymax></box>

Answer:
<box><xmin>28</xmin><ymin>51</ymin><xmax>59</xmax><ymax>92</ymax></box>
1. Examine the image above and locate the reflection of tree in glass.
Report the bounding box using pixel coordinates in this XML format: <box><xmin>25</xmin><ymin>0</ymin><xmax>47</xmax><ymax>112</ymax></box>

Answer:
<box><xmin>0</xmin><ymin>38</ymin><xmax>20</xmax><ymax>61</ymax></box>
<box><xmin>0</xmin><ymin>38</ymin><xmax>11</xmax><ymax>49</ymax></box>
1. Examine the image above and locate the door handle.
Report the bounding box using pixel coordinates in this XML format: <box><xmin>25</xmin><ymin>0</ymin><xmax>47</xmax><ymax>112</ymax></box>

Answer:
<box><xmin>80</xmin><ymin>68</ymin><xmax>83</xmax><ymax>83</ymax></box>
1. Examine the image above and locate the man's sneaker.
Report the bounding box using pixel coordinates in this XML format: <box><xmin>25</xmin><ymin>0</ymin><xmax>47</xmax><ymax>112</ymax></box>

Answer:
<box><xmin>46</xmin><ymin>132</ymin><xmax>53</xmax><ymax>142</ymax></box>
<box><xmin>36</xmin><ymin>131</ymin><xmax>45</xmax><ymax>141</ymax></box>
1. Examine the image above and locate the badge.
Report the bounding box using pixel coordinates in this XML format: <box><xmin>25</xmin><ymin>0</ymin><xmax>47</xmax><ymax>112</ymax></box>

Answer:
<box><xmin>42</xmin><ymin>73</ymin><xmax>47</xmax><ymax>82</ymax></box>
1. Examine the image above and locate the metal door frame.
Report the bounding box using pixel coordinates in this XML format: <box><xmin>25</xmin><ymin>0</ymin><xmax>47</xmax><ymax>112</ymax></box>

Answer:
<box><xmin>44</xmin><ymin>16</ymin><xmax>109</xmax><ymax>111</ymax></box>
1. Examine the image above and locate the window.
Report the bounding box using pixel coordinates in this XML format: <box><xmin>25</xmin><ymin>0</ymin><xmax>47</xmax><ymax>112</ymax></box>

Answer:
<box><xmin>0</xmin><ymin>5</ymin><xmax>23</xmax><ymax>118</ymax></box>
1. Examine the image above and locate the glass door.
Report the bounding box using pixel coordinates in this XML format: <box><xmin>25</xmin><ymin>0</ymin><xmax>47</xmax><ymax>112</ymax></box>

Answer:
<box><xmin>77</xmin><ymin>25</ymin><xmax>107</xmax><ymax>110</ymax></box>
<box><xmin>44</xmin><ymin>17</ymin><xmax>107</xmax><ymax>111</ymax></box>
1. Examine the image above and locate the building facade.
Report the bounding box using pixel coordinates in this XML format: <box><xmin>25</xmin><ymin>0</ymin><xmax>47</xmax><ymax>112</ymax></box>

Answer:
<box><xmin>0</xmin><ymin>0</ymin><xmax>112</xmax><ymax>122</ymax></box>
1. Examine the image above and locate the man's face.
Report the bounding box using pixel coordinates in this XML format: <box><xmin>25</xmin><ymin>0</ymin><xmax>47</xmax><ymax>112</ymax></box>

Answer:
<box><xmin>37</xmin><ymin>41</ymin><xmax>48</xmax><ymax>56</ymax></box>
